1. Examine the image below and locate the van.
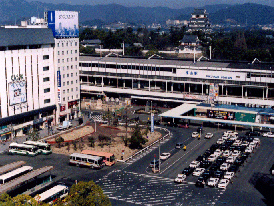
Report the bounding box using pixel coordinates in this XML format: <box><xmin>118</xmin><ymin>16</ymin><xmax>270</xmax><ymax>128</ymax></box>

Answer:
<box><xmin>175</xmin><ymin>143</ymin><xmax>184</xmax><ymax>149</ymax></box>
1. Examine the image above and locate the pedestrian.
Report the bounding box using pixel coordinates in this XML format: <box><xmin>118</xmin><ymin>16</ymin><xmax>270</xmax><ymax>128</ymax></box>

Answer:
<box><xmin>198</xmin><ymin>134</ymin><xmax>200</xmax><ymax>140</ymax></box>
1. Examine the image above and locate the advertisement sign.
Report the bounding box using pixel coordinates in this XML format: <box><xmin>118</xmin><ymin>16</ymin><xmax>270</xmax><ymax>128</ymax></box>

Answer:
<box><xmin>48</xmin><ymin>11</ymin><xmax>79</xmax><ymax>38</ymax></box>
<box><xmin>57</xmin><ymin>71</ymin><xmax>61</xmax><ymax>87</ymax></box>
<box><xmin>9</xmin><ymin>81</ymin><xmax>27</xmax><ymax>105</ymax></box>
<box><xmin>60</xmin><ymin>105</ymin><xmax>66</xmax><ymax>111</ymax></box>
<box><xmin>57</xmin><ymin>88</ymin><xmax>61</xmax><ymax>104</ymax></box>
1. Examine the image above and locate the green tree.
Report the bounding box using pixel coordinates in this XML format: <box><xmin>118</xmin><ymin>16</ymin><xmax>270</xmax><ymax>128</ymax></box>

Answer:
<box><xmin>64</xmin><ymin>181</ymin><xmax>111</xmax><ymax>206</ymax></box>
<box><xmin>55</xmin><ymin>136</ymin><xmax>64</xmax><ymax>148</ymax></box>
<box><xmin>129</xmin><ymin>124</ymin><xmax>148</xmax><ymax>149</ymax></box>
<box><xmin>0</xmin><ymin>193</ymin><xmax>48</xmax><ymax>206</ymax></box>
<box><xmin>27</xmin><ymin>128</ymin><xmax>40</xmax><ymax>141</ymax></box>
<box><xmin>88</xmin><ymin>136</ymin><xmax>95</xmax><ymax>147</ymax></box>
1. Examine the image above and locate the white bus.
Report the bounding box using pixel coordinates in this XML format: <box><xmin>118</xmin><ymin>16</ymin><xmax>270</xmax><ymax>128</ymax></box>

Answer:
<box><xmin>23</xmin><ymin>141</ymin><xmax>52</xmax><ymax>155</ymax></box>
<box><xmin>69</xmin><ymin>153</ymin><xmax>104</xmax><ymax>169</ymax></box>
<box><xmin>9</xmin><ymin>142</ymin><xmax>39</xmax><ymax>156</ymax></box>
<box><xmin>35</xmin><ymin>185</ymin><xmax>69</xmax><ymax>204</ymax></box>
<box><xmin>0</xmin><ymin>166</ymin><xmax>33</xmax><ymax>184</ymax></box>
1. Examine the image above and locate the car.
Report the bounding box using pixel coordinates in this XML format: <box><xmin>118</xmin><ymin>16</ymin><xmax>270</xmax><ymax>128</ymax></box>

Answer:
<box><xmin>224</xmin><ymin>131</ymin><xmax>238</xmax><ymax>136</ymax></box>
<box><xmin>235</xmin><ymin>157</ymin><xmax>245</xmax><ymax>166</ymax></box>
<box><xmin>178</xmin><ymin>123</ymin><xmax>189</xmax><ymax>128</ymax></box>
<box><xmin>220</xmin><ymin>163</ymin><xmax>231</xmax><ymax>171</ymax></box>
<box><xmin>196</xmin><ymin>155</ymin><xmax>206</xmax><ymax>162</ymax></box>
<box><xmin>223</xmin><ymin>150</ymin><xmax>232</xmax><ymax>157</ymax></box>
<box><xmin>214</xmin><ymin>170</ymin><xmax>225</xmax><ymax>179</ymax></box>
<box><xmin>189</xmin><ymin>161</ymin><xmax>200</xmax><ymax>168</ymax></box>
<box><xmin>240</xmin><ymin>152</ymin><xmax>250</xmax><ymax>160</ymax></box>
<box><xmin>220</xmin><ymin>144</ymin><xmax>230</xmax><ymax>151</ymax></box>
<box><xmin>192</xmin><ymin>132</ymin><xmax>200</xmax><ymax>138</ymax></box>
<box><xmin>240</xmin><ymin>141</ymin><xmax>249</xmax><ymax>147</ymax></box>
<box><xmin>210</xmin><ymin>163</ymin><xmax>220</xmax><ymax>171</ymax></box>
<box><xmin>263</xmin><ymin>132</ymin><xmax>274</xmax><ymax>137</ymax></box>
<box><xmin>214</xmin><ymin>150</ymin><xmax>223</xmax><ymax>157</ymax></box>
<box><xmin>217</xmin><ymin>138</ymin><xmax>225</xmax><ymax>145</ymax></box>
<box><xmin>208</xmin><ymin>154</ymin><xmax>218</xmax><ymax>162</ymax></box>
<box><xmin>270</xmin><ymin>164</ymin><xmax>274</xmax><ymax>175</ymax></box>
<box><xmin>210</xmin><ymin>144</ymin><xmax>220</xmax><ymax>152</ymax></box>
<box><xmin>193</xmin><ymin>168</ymin><xmax>206</xmax><ymax>176</ymax></box>
<box><xmin>174</xmin><ymin>174</ymin><xmax>187</xmax><ymax>183</ymax></box>
<box><xmin>226</xmin><ymin>156</ymin><xmax>236</xmax><ymax>164</ymax></box>
<box><xmin>228</xmin><ymin>164</ymin><xmax>239</xmax><ymax>173</ymax></box>
<box><xmin>149</xmin><ymin>159</ymin><xmax>160</xmax><ymax>168</ymax></box>
<box><xmin>200</xmin><ymin>160</ymin><xmax>212</xmax><ymax>169</ymax></box>
<box><xmin>216</xmin><ymin>157</ymin><xmax>226</xmax><ymax>165</ymax></box>
<box><xmin>203</xmin><ymin>149</ymin><xmax>212</xmax><ymax>158</ymax></box>
<box><xmin>245</xmin><ymin>147</ymin><xmax>253</xmax><ymax>153</ymax></box>
<box><xmin>207</xmin><ymin>178</ymin><xmax>219</xmax><ymax>187</ymax></box>
<box><xmin>182</xmin><ymin>167</ymin><xmax>194</xmax><ymax>176</ymax></box>
<box><xmin>159</xmin><ymin>153</ymin><xmax>171</xmax><ymax>160</ymax></box>
<box><xmin>229</xmin><ymin>145</ymin><xmax>237</xmax><ymax>151</ymax></box>
<box><xmin>229</xmin><ymin>135</ymin><xmax>238</xmax><ymax>141</ymax></box>
<box><xmin>232</xmin><ymin>140</ymin><xmax>242</xmax><ymax>146</ymax></box>
<box><xmin>246</xmin><ymin>131</ymin><xmax>260</xmax><ymax>137</ymax></box>
<box><xmin>224</xmin><ymin>171</ymin><xmax>235</xmax><ymax>180</ymax></box>
<box><xmin>205</xmin><ymin>133</ymin><xmax>213</xmax><ymax>139</ymax></box>
<box><xmin>222</xmin><ymin>134</ymin><xmax>230</xmax><ymax>140</ymax></box>
<box><xmin>226</xmin><ymin>139</ymin><xmax>235</xmax><ymax>146</ymax></box>
<box><xmin>246</xmin><ymin>136</ymin><xmax>254</xmax><ymax>142</ymax></box>
<box><xmin>202</xmin><ymin>170</ymin><xmax>214</xmax><ymax>179</ymax></box>
<box><xmin>175</xmin><ymin>142</ymin><xmax>184</xmax><ymax>149</ymax></box>
<box><xmin>218</xmin><ymin>178</ymin><xmax>230</xmax><ymax>189</ymax></box>
<box><xmin>253</xmin><ymin>138</ymin><xmax>260</xmax><ymax>144</ymax></box>
<box><xmin>231</xmin><ymin>150</ymin><xmax>241</xmax><ymax>157</ymax></box>
<box><xmin>196</xmin><ymin>176</ymin><xmax>207</xmax><ymax>187</ymax></box>
<box><xmin>164</xmin><ymin>122</ymin><xmax>178</xmax><ymax>127</ymax></box>
<box><xmin>235</xmin><ymin>145</ymin><xmax>246</xmax><ymax>152</ymax></box>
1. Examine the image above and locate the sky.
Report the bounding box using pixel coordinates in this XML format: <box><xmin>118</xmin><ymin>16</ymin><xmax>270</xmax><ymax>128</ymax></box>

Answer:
<box><xmin>26</xmin><ymin>0</ymin><xmax>274</xmax><ymax>9</ymax></box>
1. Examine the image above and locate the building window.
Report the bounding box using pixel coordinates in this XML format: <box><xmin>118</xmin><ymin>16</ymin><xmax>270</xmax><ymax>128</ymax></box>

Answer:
<box><xmin>75</xmin><ymin>50</ymin><xmax>77</xmax><ymax>53</ymax></box>
<box><xmin>62</xmin><ymin>43</ymin><xmax>64</xmax><ymax>47</ymax></box>
<box><xmin>72</xmin><ymin>95</ymin><xmax>73</xmax><ymax>99</ymax></box>
<box><xmin>43</xmin><ymin>55</ymin><xmax>49</xmax><ymax>60</ymax></box>
<box><xmin>62</xmin><ymin>59</ymin><xmax>64</xmax><ymax>63</ymax></box>
<box><xmin>67</xmin><ymin>58</ymin><xmax>69</xmax><ymax>62</ymax></box>
<box><xmin>76</xmin><ymin>87</ymin><xmax>78</xmax><ymax>91</ymax></box>
<box><xmin>75</xmin><ymin>57</ymin><xmax>77</xmax><ymax>61</ymax></box>
<box><xmin>71</xmin><ymin>50</ymin><xmax>72</xmax><ymax>54</ymax></box>
<box><xmin>71</xmin><ymin>65</ymin><xmax>73</xmax><ymax>69</ymax></box>
<box><xmin>62</xmin><ymin>51</ymin><xmax>64</xmax><ymax>55</ymax></box>
<box><xmin>67</xmin><ymin>50</ymin><xmax>68</xmax><ymax>54</ymax></box>
<box><xmin>76</xmin><ymin>72</ymin><xmax>77</xmax><ymax>76</ymax></box>
<box><xmin>71</xmin><ymin>42</ymin><xmax>72</xmax><ymax>46</ymax></box>
<box><xmin>71</xmin><ymin>81</ymin><xmax>73</xmax><ymax>84</ymax></box>
<box><xmin>75</xmin><ymin>42</ymin><xmax>77</xmax><ymax>46</ymax></box>
<box><xmin>63</xmin><ymin>90</ymin><xmax>65</xmax><ymax>94</ymax></box>
<box><xmin>71</xmin><ymin>73</ymin><xmax>73</xmax><ymax>77</ymax></box>
<box><xmin>75</xmin><ymin>65</ymin><xmax>77</xmax><ymax>69</ymax></box>
<box><xmin>44</xmin><ymin>88</ymin><xmax>50</xmax><ymax>93</ymax></box>
<box><xmin>63</xmin><ymin>82</ymin><xmax>65</xmax><ymax>86</ymax></box>
<box><xmin>67</xmin><ymin>81</ymin><xmax>69</xmax><ymax>85</ymax></box>
<box><xmin>71</xmin><ymin>58</ymin><xmax>73</xmax><ymax>62</ymax></box>
<box><xmin>76</xmin><ymin>94</ymin><xmax>78</xmax><ymax>98</ymax></box>
<box><xmin>58</xmin><ymin>67</ymin><xmax>60</xmax><ymax>71</ymax></box>
<box><xmin>44</xmin><ymin>99</ymin><xmax>50</xmax><ymax>103</ymax></box>
<box><xmin>76</xmin><ymin>80</ymin><xmax>78</xmax><ymax>83</ymax></box>
<box><xmin>63</xmin><ymin>74</ymin><xmax>65</xmax><ymax>78</ymax></box>
<box><xmin>67</xmin><ymin>74</ymin><xmax>69</xmax><ymax>77</ymax></box>
<box><xmin>66</xmin><ymin>42</ymin><xmax>68</xmax><ymax>46</ymax></box>
<box><xmin>63</xmin><ymin>97</ymin><xmax>65</xmax><ymax>101</ymax></box>
<box><xmin>68</xmin><ymin>97</ymin><xmax>69</xmax><ymax>100</ymax></box>
<box><xmin>63</xmin><ymin>66</ymin><xmax>65</xmax><ymax>71</ymax></box>
<box><xmin>67</xmin><ymin>66</ymin><xmax>69</xmax><ymax>70</ymax></box>
<box><xmin>58</xmin><ymin>59</ymin><xmax>60</xmax><ymax>63</ymax></box>
<box><xmin>43</xmin><ymin>66</ymin><xmax>49</xmax><ymax>71</ymax></box>
<box><xmin>67</xmin><ymin>89</ymin><xmax>69</xmax><ymax>93</ymax></box>
<box><xmin>57</xmin><ymin>43</ymin><xmax>59</xmax><ymax>47</ymax></box>
<box><xmin>58</xmin><ymin>51</ymin><xmax>60</xmax><ymax>55</ymax></box>
<box><xmin>71</xmin><ymin>88</ymin><xmax>73</xmax><ymax>92</ymax></box>
<box><xmin>43</xmin><ymin>77</ymin><xmax>50</xmax><ymax>82</ymax></box>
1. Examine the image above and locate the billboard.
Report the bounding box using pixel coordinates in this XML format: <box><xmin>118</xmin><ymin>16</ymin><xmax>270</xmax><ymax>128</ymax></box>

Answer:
<box><xmin>57</xmin><ymin>71</ymin><xmax>61</xmax><ymax>103</ymax></box>
<box><xmin>48</xmin><ymin>11</ymin><xmax>79</xmax><ymax>38</ymax></box>
<box><xmin>9</xmin><ymin>81</ymin><xmax>27</xmax><ymax>105</ymax></box>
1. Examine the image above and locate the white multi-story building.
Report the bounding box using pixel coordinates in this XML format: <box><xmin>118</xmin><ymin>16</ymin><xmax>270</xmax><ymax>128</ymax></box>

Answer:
<box><xmin>0</xmin><ymin>28</ymin><xmax>56</xmax><ymax>140</ymax></box>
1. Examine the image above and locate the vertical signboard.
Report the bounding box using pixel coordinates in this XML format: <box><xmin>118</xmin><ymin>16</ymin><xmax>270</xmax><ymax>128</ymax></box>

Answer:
<box><xmin>9</xmin><ymin>80</ymin><xmax>27</xmax><ymax>105</ymax></box>
<box><xmin>214</xmin><ymin>83</ymin><xmax>219</xmax><ymax>101</ymax></box>
<box><xmin>57</xmin><ymin>71</ymin><xmax>61</xmax><ymax>103</ymax></box>
<box><xmin>151</xmin><ymin>113</ymin><xmax>154</xmax><ymax>133</ymax></box>
<box><xmin>47</xmin><ymin>11</ymin><xmax>79</xmax><ymax>38</ymax></box>
<box><xmin>209</xmin><ymin>83</ymin><xmax>214</xmax><ymax>104</ymax></box>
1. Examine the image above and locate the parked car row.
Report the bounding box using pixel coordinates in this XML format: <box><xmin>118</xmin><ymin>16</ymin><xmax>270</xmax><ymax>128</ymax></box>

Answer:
<box><xmin>175</xmin><ymin>130</ymin><xmax>260</xmax><ymax>190</ymax></box>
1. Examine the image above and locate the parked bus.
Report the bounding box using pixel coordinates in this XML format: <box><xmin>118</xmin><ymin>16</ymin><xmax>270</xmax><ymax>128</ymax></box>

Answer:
<box><xmin>81</xmin><ymin>150</ymin><xmax>115</xmax><ymax>166</ymax></box>
<box><xmin>0</xmin><ymin>166</ymin><xmax>33</xmax><ymax>184</ymax></box>
<box><xmin>23</xmin><ymin>141</ymin><xmax>52</xmax><ymax>155</ymax></box>
<box><xmin>35</xmin><ymin>185</ymin><xmax>68</xmax><ymax>204</ymax></box>
<box><xmin>69</xmin><ymin>153</ymin><xmax>104</xmax><ymax>169</ymax></box>
<box><xmin>9</xmin><ymin>142</ymin><xmax>39</xmax><ymax>156</ymax></box>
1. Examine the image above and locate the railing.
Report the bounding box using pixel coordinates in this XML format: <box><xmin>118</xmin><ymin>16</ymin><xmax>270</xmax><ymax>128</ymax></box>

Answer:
<box><xmin>122</xmin><ymin>126</ymin><xmax>170</xmax><ymax>163</ymax></box>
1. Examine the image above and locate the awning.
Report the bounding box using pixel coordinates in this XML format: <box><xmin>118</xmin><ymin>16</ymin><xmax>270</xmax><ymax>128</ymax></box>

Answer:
<box><xmin>159</xmin><ymin>104</ymin><xmax>197</xmax><ymax>117</ymax></box>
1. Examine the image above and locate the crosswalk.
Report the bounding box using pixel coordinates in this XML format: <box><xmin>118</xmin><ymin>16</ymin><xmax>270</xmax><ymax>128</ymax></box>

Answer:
<box><xmin>96</xmin><ymin>170</ymin><xmax>224</xmax><ymax>206</ymax></box>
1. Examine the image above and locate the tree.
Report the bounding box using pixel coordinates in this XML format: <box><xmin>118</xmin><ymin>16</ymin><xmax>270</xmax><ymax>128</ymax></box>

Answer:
<box><xmin>27</xmin><ymin>128</ymin><xmax>40</xmax><ymax>141</ymax></box>
<box><xmin>88</xmin><ymin>136</ymin><xmax>95</xmax><ymax>147</ymax></box>
<box><xmin>129</xmin><ymin>124</ymin><xmax>148</xmax><ymax>149</ymax></box>
<box><xmin>64</xmin><ymin>181</ymin><xmax>111</xmax><ymax>206</ymax></box>
<box><xmin>55</xmin><ymin>136</ymin><xmax>64</xmax><ymax>148</ymax></box>
<box><xmin>0</xmin><ymin>193</ymin><xmax>47</xmax><ymax>206</ymax></box>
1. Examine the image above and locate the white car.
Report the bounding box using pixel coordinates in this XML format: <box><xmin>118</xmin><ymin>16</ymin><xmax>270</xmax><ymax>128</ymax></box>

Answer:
<box><xmin>245</xmin><ymin>147</ymin><xmax>253</xmax><ymax>153</ymax></box>
<box><xmin>226</xmin><ymin>156</ymin><xmax>236</xmax><ymax>163</ymax></box>
<box><xmin>263</xmin><ymin>132</ymin><xmax>274</xmax><ymax>138</ymax></box>
<box><xmin>160</xmin><ymin>153</ymin><xmax>171</xmax><ymax>160</ymax></box>
<box><xmin>174</xmin><ymin>174</ymin><xmax>186</xmax><ymax>183</ymax></box>
<box><xmin>231</xmin><ymin>150</ymin><xmax>241</xmax><ymax>157</ymax></box>
<box><xmin>223</xmin><ymin>150</ymin><xmax>232</xmax><ymax>157</ymax></box>
<box><xmin>220</xmin><ymin>163</ymin><xmax>231</xmax><ymax>171</ymax></box>
<box><xmin>249</xmin><ymin>142</ymin><xmax>257</xmax><ymax>148</ymax></box>
<box><xmin>213</xmin><ymin>149</ymin><xmax>222</xmax><ymax>157</ymax></box>
<box><xmin>208</xmin><ymin>154</ymin><xmax>218</xmax><ymax>162</ymax></box>
<box><xmin>193</xmin><ymin>168</ymin><xmax>205</xmax><ymax>176</ymax></box>
<box><xmin>222</xmin><ymin>134</ymin><xmax>230</xmax><ymax>140</ymax></box>
<box><xmin>207</xmin><ymin>178</ymin><xmax>219</xmax><ymax>187</ymax></box>
<box><xmin>205</xmin><ymin>133</ymin><xmax>213</xmax><ymax>139</ymax></box>
<box><xmin>217</xmin><ymin>138</ymin><xmax>225</xmax><ymax>144</ymax></box>
<box><xmin>253</xmin><ymin>138</ymin><xmax>260</xmax><ymax>144</ymax></box>
<box><xmin>192</xmin><ymin>132</ymin><xmax>200</xmax><ymax>138</ymax></box>
<box><xmin>218</xmin><ymin>179</ymin><xmax>230</xmax><ymax>189</ymax></box>
<box><xmin>224</xmin><ymin>131</ymin><xmax>238</xmax><ymax>136</ymax></box>
<box><xmin>224</xmin><ymin>171</ymin><xmax>235</xmax><ymax>180</ymax></box>
<box><xmin>241</xmin><ymin>141</ymin><xmax>249</xmax><ymax>147</ymax></box>
<box><xmin>189</xmin><ymin>161</ymin><xmax>200</xmax><ymax>168</ymax></box>
<box><xmin>232</xmin><ymin>140</ymin><xmax>242</xmax><ymax>146</ymax></box>
<box><xmin>229</xmin><ymin>135</ymin><xmax>238</xmax><ymax>141</ymax></box>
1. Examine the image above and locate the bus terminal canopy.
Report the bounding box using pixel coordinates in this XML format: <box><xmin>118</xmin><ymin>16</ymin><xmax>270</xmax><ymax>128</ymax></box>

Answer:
<box><xmin>0</xmin><ymin>161</ymin><xmax>26</xmax><ymax>175</ymax></box>
<box><xmin>0</xmin><ymin>166</ymin><xmax>53</xmax><ymax>194</ymax></box>
<box><xmin>159</xmin><ymin>104</ymin><xmax>274</xmax><ymax>129</ymax></box>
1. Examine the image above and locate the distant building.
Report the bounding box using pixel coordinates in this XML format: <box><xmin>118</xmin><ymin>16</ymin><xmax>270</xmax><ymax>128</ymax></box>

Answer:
<box><xmin>80</xmin><ymin>39</ymin><xmax>101</xmax><ymax>48</ymax></box>
<box><xmin>179</xmin><ymin>35</ymin><xmax>200</xmax><ymax>47</ymax></box>
<box><xmin>188</xmin><ymin>9</ymin><xmax>211</xmax><ymax>32</ymax></box>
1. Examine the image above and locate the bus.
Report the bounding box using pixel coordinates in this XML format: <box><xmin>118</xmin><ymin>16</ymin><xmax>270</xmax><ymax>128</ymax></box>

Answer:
<box><xmin>9</xmin><ymin>142</ymin><xmax>39</xmax><ymax>156</ymax></box>
<box><xmin>23</xmin><ymin>141</ymin><xmax>52</xmax><ymax>155</ymax></box>
<box><xmin>81</xmin><ymin>150</ymin><xmax>115</xmax><ymax>166</ymax></box>
<box><xmin>0</xmin><ymin>166</ymin><xmax>33</xmax><ymax>184</ymax></box>
<box><xmin>35</xmin><ymin>185</ymin><xmax>69</xmax><ymax>204</ymax></box>
<box><xmin>69</xmin><ymin>153</ymin><xmax>104</xmax><ymax>169</ymax></box>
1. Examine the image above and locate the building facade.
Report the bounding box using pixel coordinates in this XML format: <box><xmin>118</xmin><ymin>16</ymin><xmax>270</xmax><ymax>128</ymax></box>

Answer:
<box><xmin>188</xmin><ymin>9</ymin><xmax>211</xmax><ymax>32</ymax></box>
<box><xmin>0</xmin><ymin>28</ymin><xmax>56</xmax><ymax>140</ymax></box>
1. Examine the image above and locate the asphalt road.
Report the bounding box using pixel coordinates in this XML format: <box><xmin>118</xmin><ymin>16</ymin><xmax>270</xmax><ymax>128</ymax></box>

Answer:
<box><xmin>1</xmin><ymin>124</ymin><xmax>274</xmax><ymax>206</ymax></box>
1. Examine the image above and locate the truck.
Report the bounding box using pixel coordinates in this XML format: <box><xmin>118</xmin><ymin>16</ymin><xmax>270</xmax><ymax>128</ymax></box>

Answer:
<box><xmin>57</xmin><ymin>121</ymin><xmax>72</xmax><ymax>130</ymax></box>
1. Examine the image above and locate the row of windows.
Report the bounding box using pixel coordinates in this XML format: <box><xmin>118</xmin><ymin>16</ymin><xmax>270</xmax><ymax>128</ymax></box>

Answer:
<box><xmin>58</xmin><ymin>65</ymin><xmax>77</xmax><ymax>71</ymax></box>
<box><xmin>58</xmin><ymin>50</ymin><xmax>78</xmax><ymax>55</ymax></box>
<box><xmin>62</xmin><ymin>79</ymin><xmax>78</xmax><ymax>86</ymax></box>
<box><xmin>80</xmin><ymin>63</ymin><xmax>175</xmax><ymax>73</ymax></box>
<box><xmin>58</xmin><ymin>57</ymin><xmax>77</xmax><ymax>63</ymax></box>
<box><xmin>62</xmin><ymin>87</ymin><xmax>78</xmax><ymax>94</ymax></box>
<box><xmin>63</xmin><ymin>73</ymin><xmax>78</xmax><ymax>78</ymax></box>
<box><xmin>57</xmin><ymin>42</ymin><xmax>78</xmax><ymax>47</ymax></box>
<box><xmin>62</xmin><ymin>94</ymin><xmax>78</xmax><ymax>102</ymax></box>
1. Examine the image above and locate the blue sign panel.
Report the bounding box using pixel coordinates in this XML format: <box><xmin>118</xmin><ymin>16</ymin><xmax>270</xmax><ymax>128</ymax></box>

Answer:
<box><xmin>57</xmin><ymin>71</ymin><xmax>61</xmax><ymax>87</ymax></box>
<box><xmin>151</xmin><ymin>113</ymin><xmax>154</xmax><ymax>133</ymax></box>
